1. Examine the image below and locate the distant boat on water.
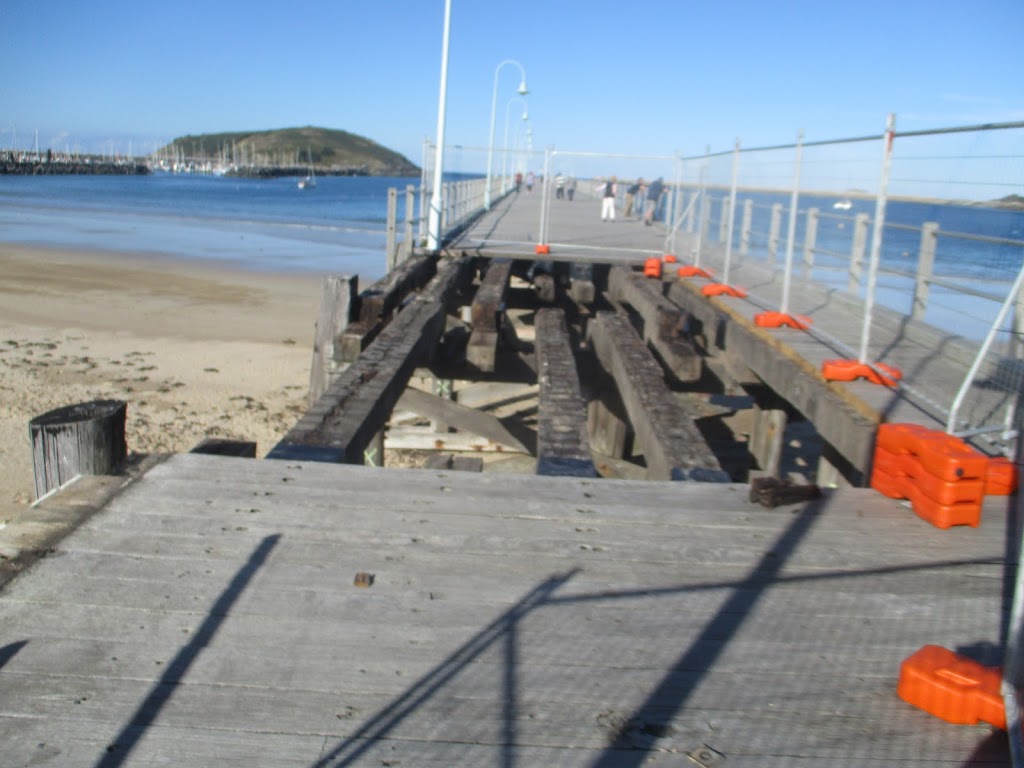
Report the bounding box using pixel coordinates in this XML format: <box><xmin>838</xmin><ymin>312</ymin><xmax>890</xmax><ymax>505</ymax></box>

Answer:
<box><xmin>298</xmin><ymin>168</ymin><xmax>316</xmax><ymax>189</ymax></box>
<box><xmin>833</xmin><ymin>199</ymin><xmax>852</xmax><ymax>211</ymax></box>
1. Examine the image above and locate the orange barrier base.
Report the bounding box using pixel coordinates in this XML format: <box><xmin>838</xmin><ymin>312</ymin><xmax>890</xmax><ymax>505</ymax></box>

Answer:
<box><xmin>987</xmin><ymin>457</ymin><xmax>1019</xmax><ymax>496</ymax></box>
<box><xmin>822</xmin><ymin>359</ymin><xmax>903</xmax><ymax>387</ymax></box>
<box><xmin>701</xmin><ymin>283</ymin><xmax>747</xmax><ymax>298</ymax></box>
<box><xmin>677</xmin><ymin>266</ymin><xmax>714</xmax><ymax>279</ymax></box>
<box><xmin>643</xmin><ymin>256</ymin><xmax>662</xmax><ymax>278</ymax></box>
<box><xmin>897</xmin><ymin>645</ymin><xmax>1005</xmax><ymax>728</ymax></box>
<box><xmin>754</xmin><ymin>311</ymin><xmax>812</xmax><ymax>330</ymax></box>
<box><xmin>535</xmin><ymin>244</ymin><xmax>550</xmax><ymax>255</ymax></box>
<box><xmin>662</xmin><ymin>254</ymin><xmax>678</xmax><ymax>264</ymax></box>
<box><xmin>872</xmin><ymin>464</ymin><xmax>982</xmax><ymax>529</ymax></box>
<box><xmin>876</xmin><ymin>423</ymin><xmax>988</xmax><ymax>483</ymax></box>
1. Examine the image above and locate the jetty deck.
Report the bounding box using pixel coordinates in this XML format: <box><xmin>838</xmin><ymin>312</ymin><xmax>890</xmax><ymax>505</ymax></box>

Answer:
<box><xmin>0</xmin><ymin>454</ymin><xmax>1013</xmax><ymax>766</ymax></box>
<box><xmin>0</xmin><ymin>190</ymin><xmax>1019</xmax><ymax>765</ymax></box>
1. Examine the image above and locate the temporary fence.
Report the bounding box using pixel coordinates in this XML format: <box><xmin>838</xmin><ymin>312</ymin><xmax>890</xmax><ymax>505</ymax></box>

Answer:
<box><xmin>672</xmin><ymin>118</ymin><xmax>1024</xmax><ymax>459</ymax></box>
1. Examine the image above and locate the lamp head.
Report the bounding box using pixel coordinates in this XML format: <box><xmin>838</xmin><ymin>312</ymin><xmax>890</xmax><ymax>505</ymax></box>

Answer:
<box><xmin>517</xmin><ymin>81</ymin><xmax>529</xmax><ymax>96</ymax></box>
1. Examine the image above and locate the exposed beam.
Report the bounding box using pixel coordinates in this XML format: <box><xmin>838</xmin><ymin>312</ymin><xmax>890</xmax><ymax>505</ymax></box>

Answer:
<box><xmin>268</xmin><ymin>259</ymin><xmax>467</xmax><ymax>464</ymax></box>
<box><xmin>535</xmin><ymin>308</ymin><xmax>598</xmax><ymax>477</ymax></box>
<box><xmin>608</xmin><ymin>266</ymin><xmax>701</xmax><ymax>382</ymax></box>
<box><xmin>467</xmin><ymin>258</ymin><xmax>513</xmax><ymax>372</ymax></box>
<box><xmin>589</xmin><ymin>311</ymin><xmax>729</xmax><ymax>482</ymax></box>
<box><xmin>395</xmin><ymin>386</ymin><xmax>529</xmax><ymax>453</ymax></box>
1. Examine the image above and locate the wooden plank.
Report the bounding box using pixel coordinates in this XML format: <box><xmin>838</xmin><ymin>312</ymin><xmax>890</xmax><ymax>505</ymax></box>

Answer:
<box><xmin>394</xmin><ymin>387</ymin><xmax>529</xmax><ymax>453</ymax></box>
<box><xmin>267</xmin><ymin>259</ymin><xmax>467</xmax><ymax>464</ymax></box>
<box><xmin>589</xmin><ymin>311</ymin><xmax>729</xmax><ymax>482</ymax></box>
<box><xmin>608</xmin><ymin>266</ymin><xmax>702</xmax><ymax>382</ymax></box>
<box><xmin>534</xmin><ymin>308</ymin><xmax>598</xmax><ymax>477</ymax></box>
<box><xmin>338</xmin><ymin>251</ymin><xmax>438</xmax><ymax>364</ymax></box>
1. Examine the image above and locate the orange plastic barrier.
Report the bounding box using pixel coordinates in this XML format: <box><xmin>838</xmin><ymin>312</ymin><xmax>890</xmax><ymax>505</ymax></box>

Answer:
<box><xmin>701</xmin><ymin>283</ymin><xmax>747</xmax><ymax>298</ymax></box>
<box><xmin>986</xmin><ymin>457</ymin><xmax>1019</xmax><ymax>496</ymax></box>
<box><xmin>677</xmin><ymin>265</ymin><xmax>714</xmax><ymax>279</ymax></box>
<box><xmin>897</xmin><ymin>645</ymin><xmax>1004</xmax><ymax>728</ymax></box>
<box><xmin>662</xmin><ymin>254</ymin><xmax>678</xmax><ymax>264</ymax></box>
<box><xmin>871</xmin><ymin>423</ymin><xmax>1000</xmax><ymax>528</ymax></box>
<box><xmin>535</xmin><ymin>243</ymin><xmax>550</xmax><ymax>255</ymax></box>
<box><xmin>754</xmin><ymin>311</ymin><xmax>812</xmax><ymax>330</ymax></box>
<box><xmin>822</xmin><ymin>358</ymin><xmax>902</xmax><ymax>387</ymax></box>
<box><xmin>643</xmin><ymin>257</ymin><xmax>662</xmax><ymax>278</ymax></box>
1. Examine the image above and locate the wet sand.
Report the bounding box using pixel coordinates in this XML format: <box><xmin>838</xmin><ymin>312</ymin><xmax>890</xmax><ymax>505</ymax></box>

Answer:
<box><xmin>0</xmin><ymin>244</ymin><xmax>325</xmax><ymax>515</ymax></box>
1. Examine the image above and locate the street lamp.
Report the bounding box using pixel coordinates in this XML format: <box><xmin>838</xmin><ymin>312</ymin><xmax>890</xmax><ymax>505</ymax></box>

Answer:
<box><xmin>426</xmin><ymin>0</ymin><xmax>452</xmax><ymax>251</ymax></box>
<box><xmin>501</xmin><ymin>96</ymin><xmax>528</xmax><ymax>194</ymax></box>
<box><xmin>484</xmin><ymin>59</ymin><xmax>528</xmax><ymax>209</ymax></box>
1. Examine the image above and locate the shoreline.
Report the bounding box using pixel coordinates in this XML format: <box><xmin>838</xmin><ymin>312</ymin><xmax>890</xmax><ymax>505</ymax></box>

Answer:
<box><xmin>0</xmin><ymin>242</ymin><xmax>326</xmax><ymax>514</ymax></box>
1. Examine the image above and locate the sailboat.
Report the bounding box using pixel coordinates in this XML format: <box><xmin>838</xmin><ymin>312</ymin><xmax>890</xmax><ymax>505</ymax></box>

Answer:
<box><xmin>298</xmin><ymin>149</ymin><xmax>316</xmax><ymax>189</ymax></box>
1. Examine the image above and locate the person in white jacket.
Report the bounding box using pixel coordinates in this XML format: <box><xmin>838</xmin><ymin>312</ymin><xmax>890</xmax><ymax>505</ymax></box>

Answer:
<box><xmin>599</xmin><ymin>176</ymin><xmax>617</xmax><ymax>221</ymax></box>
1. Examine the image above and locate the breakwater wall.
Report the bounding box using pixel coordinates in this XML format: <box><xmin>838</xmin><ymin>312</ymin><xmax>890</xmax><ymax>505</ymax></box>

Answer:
<box><xmin>1</xmin><ymin>158</ymin><xmax>150</xmax><ymax>176</ymax></box>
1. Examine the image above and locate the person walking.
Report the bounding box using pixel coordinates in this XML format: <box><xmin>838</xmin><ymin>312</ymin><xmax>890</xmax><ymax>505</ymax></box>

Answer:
<box><xmin>644</xmin><ymin>177</ymin><xmax>665</xmax><ymax>225</ymax></box>
<box><xmin>526</xmin><ymin>171</ymin><xmax>535</xmax><ymax>192</ymax></box>
<box><xmin>599</xmin><ymin>176</ymin><xmax>617</xmax><ymax>221</ymax></box>
<box><xmin>554</xmin><ymin>172</ymin><xmax>565</xmax><ymax>199</ymax></box>
<box><xmin>624</xmin><ymin>178</ymin><xmax>644</xmax><ymax>217</ymax></box>
<box><xmin>566</xmin><ymin>176</ymin><xmax>577</xmax><ymax>201</ymax></box>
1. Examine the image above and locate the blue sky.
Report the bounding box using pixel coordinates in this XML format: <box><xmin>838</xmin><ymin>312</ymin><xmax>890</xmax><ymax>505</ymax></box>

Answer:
<box><xmin>3</xmin><ymin>0</ymin><xmax>1022</xmax><ymax>184</ymax></box>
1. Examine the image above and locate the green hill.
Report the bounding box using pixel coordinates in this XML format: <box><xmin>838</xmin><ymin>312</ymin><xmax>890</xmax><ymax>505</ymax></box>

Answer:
<box><xmin>157</xmin><ymin>126</ymin><xmax>419</xmax><ymax>176</ymax></box>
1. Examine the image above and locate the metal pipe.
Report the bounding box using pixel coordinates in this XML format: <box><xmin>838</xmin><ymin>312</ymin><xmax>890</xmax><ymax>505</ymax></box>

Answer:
<box><xmin>780</xmin><ymin>131</ymin><xmax>804</xmax><ymax>315</ymax></box>
<box><xmin>858</xmin><ymin>113</ymin><xmax>896</xmax><ymax>363</ymax></box>
<box><xmin>426</xmin><ymin>0</ymin><xmax>452</xmax><ymax>252</ymax></box>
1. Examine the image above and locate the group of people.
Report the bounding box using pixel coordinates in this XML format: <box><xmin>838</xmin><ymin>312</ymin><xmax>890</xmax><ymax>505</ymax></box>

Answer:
<box><xmin>598</xmin><ymin>176</ymin><xmax>665</xmax><ymax>224</ymax></box>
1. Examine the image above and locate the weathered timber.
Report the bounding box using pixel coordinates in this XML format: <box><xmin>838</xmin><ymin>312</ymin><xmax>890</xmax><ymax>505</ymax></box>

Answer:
<box><xmin>394</xmin><ymin>386</ymin><xmax>529</xmax><ymax>453</ymax></box>
<box><xmin>608</xmin><ymin>267</ymin><xmax>701</xmax><ymax>382</ymax></box>
<box><xmin>267</xmin><ymin>259</ymin><xmax>467</xmax><ymax>464</ymax></box>
<box><xmin>189</xmin><ymin>438</ymin><xmax>257</xmax><ymax>458</ymax></box>
<box><xmin>308</xmin><ymin>274</ymin><xmax>358</xmax><ymax>405</ymax></box>
<box><xmin>589</xmin><ymin>312</ymin><xmax>729</xmax><ymax>482</ymax></box>
<box><xmin>338</xmin><ymin>251</ymin><xmax>438</xmax><ymax>364</ymax></box>
<box><xmin>535</xmin><ymin>308</ymin><xmax>598</xmax><ymax>477</ymax></box>
<box><xmin>569</xmin><ymin>261</ymin><xmax>596</xmax><ymax>304</ymax></box>
<box><xmin>467</xmin><ymin>258</ymin><xmax>513</xmax><ymax>372</ymax></box>
<box><xmin>29</xmin><ymin>400</ymin><xmax>127</xmax><ymax>500</ymax></box>
<box><xmin>666</xmin><ymin>278</ymin><xmax>879</xmax><ymax>484</ymax></box>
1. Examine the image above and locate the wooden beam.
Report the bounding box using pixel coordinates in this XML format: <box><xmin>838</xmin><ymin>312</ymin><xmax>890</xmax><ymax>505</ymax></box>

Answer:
<box><xmin>268</xmin><ymin>259</ymin><xmax>467</xmax><ymax>464</ymax></box>
<box><xmin>394</xmin><ymin>386</ymin><xmax>529</xmax><ymax>453</ymax></box>
<box><xmin>535</xmin><ymin>308</ymin><xmax>598</xmax><ymax>477</ymax></box>
<box><xmin>608</xmin><ymin>266</ymin><xmax>701</xmax><ymax>382</ymax></box>
<box><xmin>339</xmin><ymin>251</ymin><xmax>438</xmax><ymax>364</ymax></box>
<box><xmin>666</xmin><ymin>277</ymin><xmax>878</xmax><ymax>483</ymax></box>
<box><xmin>588</xmin><ymin>311</ymin><xmax>729</xmax><ymax>482</ymax></box>
<box><xmin>467</xmin><ymin>258</ymin><xmax>512</xmax><ymax>372</ymax></box>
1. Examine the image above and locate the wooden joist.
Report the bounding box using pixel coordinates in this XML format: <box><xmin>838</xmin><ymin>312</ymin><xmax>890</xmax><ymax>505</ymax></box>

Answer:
<box><xmin>589</xmin><ymin>311</ymin><xmax>729</xmax><ymax>482</ymax></box>
<box><xmin>534</xmin><ymin>308</ymin><xmax>598</xmax><ymax>477</ymax></box>
<box><xmin>268</xmin><ymin>259</ymin><xmax>466</xmax><ymax>464</ymax></box>
<box><xmin>393</xmin><ymin>386</ymin><xmax>529</xmax><ymax>454</ymax></box>
<box><xmin>608</xmin><ymin>266</ymin><xmax>701</xmax><ymax>382</ymax></box>
<box><xmin>466</xmin><ymin>258</ymin><xmax>512</xmax><ymax>372</ymax></box>
<box><xmin>338</xmin><ymin>251</ymin><xmax>438</xmax><ymax>364</ymax></box>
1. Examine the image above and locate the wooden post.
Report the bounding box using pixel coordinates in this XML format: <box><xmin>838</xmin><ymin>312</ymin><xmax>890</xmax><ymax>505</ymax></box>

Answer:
<box><xmin>385</xmin><ymin>187</ymin><xmax>399</xmax><ymax>272</ymax></box>
<box><xmin>740</xmin><ymin>199</ymin><xmax>753</xmax><ymax>257</ymax></box>
<box><xmin>912</xmin><ymin>222</ymin><xmax>939</xmax><ymax>321</ymax></box>
<box><xmin>802</xmin><ymin>207</ymin><xmax>819</xmax><ymax>275</ymax></box>
<box><xmin>404</xmin><ymin>185</ymin><xmax>416</xmax><ymax>263</ymax></box>
<box><xmin>30</xmin><ymin>399</ymin><xmax>127</xmax><ymax>500</ymax></box>
<box><xmin>848</xmin><ymin>212</ymin><xmax>870</xmax><ymax>294</ymax></box>
<box><xmin>309</xmin><ymin>275</ymin><xmax>357</xmax><ymax>405</ymax></box>
<box><xmin>767</xmin><ymin>203</ymin><xmax>783</xmax><ymax>267</ymax></box>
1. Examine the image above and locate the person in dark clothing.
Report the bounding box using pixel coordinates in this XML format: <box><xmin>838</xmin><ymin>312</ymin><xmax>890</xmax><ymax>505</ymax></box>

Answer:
<box><xmin>644</xmin><ymin>177</ymin><xmax>665</xmax><ymax>225</ymax></box>
<box><xmin>625</xmin><ymin>178</ymin><xmax>644</xmax><ymax>217</ymax></box>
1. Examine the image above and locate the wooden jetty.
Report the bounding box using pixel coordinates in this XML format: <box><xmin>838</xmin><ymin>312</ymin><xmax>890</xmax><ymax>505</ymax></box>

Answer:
<box><xmin>0</xmin><ymin>188</ymin><xmax>1019</xmax><ymax>766</ymax></box>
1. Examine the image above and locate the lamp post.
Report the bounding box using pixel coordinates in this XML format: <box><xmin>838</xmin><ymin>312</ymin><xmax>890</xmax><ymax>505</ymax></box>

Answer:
<box><xmin>484</xmin><ymin>59</ymin><xmax>528</xmax><ymax>210</ymax></box>
<box><xmin>501</xmin><ymin>96</ymin><xmax>528</xmax><ymax>194</ymax></box>
<box><xmin>426</xmin><ymin>0</ymin><xmax>452</xmax><ymax>251</ymax></box>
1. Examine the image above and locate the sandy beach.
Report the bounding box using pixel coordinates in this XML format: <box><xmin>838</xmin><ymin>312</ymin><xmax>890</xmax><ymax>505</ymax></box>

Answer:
<box><xmin>0</xmin><ymin>244</ymin><xmax>325</xmax><ymax>517</ymax></box>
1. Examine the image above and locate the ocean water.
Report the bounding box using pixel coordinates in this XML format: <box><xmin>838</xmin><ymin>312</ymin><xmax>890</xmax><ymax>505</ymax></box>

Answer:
<box><xmin>0</xmin><ymin>173</ymin><xmax>421</xmax><ymax>281</ymax></box>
